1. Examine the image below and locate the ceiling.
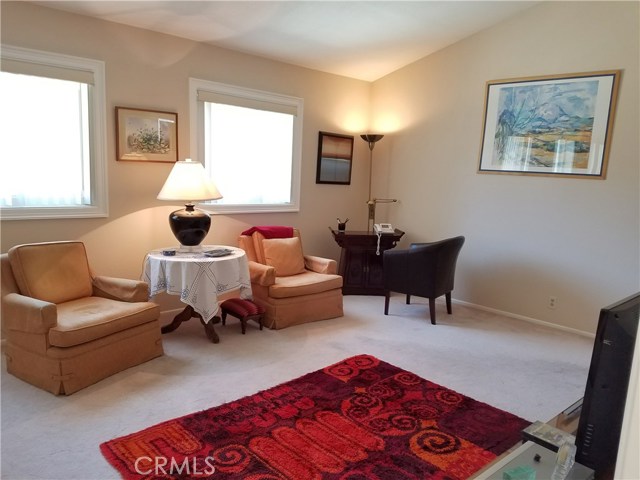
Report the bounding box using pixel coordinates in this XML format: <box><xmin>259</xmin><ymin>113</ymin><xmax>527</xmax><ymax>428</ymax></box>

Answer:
<box><xmin>35</xmin><ymin>1</ymin><xmax>538</xmax><ymax>81</ymax></box>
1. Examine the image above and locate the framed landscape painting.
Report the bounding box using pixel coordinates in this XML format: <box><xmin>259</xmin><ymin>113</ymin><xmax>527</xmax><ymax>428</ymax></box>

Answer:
<box><xmin>116</xmin><ymin>107</ymin><xmax>178</xmax><ymax>162</ymax></box>
<box><xmin>478</xmin><ymin>70</ymin><xmax>620</xmax><ymax>179</ymax></box>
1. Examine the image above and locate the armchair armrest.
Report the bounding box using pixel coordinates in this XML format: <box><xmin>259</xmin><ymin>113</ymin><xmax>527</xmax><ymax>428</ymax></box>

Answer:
<box><xmin>2</xmin><ymin>292</ymin><xmax>57</xmax><ymax>333</ymax></box>
<box><xmin>92</xmin><ymin>276</ymin><xmax>149</xmax><ymax>302</ymax></box>
<box><xmin>304</xmin><ymin>255</ymin><xmax>337</xmax><ymax>275</ymax></box>
<box><xmin>247</xmin><ymin>260</ymin><xmax>276</xmax><ymax>286</ymax></box>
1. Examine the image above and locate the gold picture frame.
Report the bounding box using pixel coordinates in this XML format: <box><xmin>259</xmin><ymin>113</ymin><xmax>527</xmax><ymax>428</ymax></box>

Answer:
<box><xmin>116</xmin><ymin>107</ymin><xmax>178</xmax><ymax>163</ymax></box>
<box><xmin>478</xmin><ymin>70</ymin><xmax>620</xmax><ymax>179</ymax></box>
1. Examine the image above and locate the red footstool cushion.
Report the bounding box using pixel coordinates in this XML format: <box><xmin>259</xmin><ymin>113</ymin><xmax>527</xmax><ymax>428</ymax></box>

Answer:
<box><xmin>220</xmin><ymin>298</ymin><xmax>265</xmax><ymax>334</ymax></box>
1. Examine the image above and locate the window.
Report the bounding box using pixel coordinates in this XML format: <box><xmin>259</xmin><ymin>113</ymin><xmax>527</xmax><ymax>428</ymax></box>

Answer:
<box><xmin>0</xmin><ymin>46</ymin><xmax>107</xmax><ymax>220</ymax></box>
<box><xmin>190</xmin><ymin>78</ymin><xmax>302</xmax><ymax>213</ymax></box>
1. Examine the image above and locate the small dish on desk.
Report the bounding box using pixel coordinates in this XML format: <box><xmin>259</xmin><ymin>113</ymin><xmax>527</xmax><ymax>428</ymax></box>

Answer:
<box><xmin>204</xmin><ymin>248</ymin><xmax>233</xmax><ymax>258</ymax></box>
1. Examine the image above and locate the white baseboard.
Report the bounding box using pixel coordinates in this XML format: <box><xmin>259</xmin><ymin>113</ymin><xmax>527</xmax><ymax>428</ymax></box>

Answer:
<box><xmin>452</xmin><ymin>298</ymin><xmax>595</xmax><ymax>339</ymax></box>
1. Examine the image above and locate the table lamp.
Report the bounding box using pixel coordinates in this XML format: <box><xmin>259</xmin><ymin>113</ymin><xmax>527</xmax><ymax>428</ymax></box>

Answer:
<box><xmin>157</xmin><ymin>158</ymin><xmax>222</xmax><ymax>252</ymax></box>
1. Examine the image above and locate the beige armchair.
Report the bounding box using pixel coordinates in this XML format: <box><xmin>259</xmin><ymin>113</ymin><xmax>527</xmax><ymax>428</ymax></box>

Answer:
<box><xmin>1</xmin><ymin>241</ymin><xmax>163</xmax><ymax>395</ymax></box>
<box><xmin>238</xmin><ymin>228</ymin><xmax>343</xmax><ymax>329</ymax></box>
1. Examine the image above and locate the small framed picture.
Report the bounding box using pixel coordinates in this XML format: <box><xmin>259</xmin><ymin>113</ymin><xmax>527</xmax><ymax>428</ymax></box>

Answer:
<box><xmin>316</xmin><ymin>131</ymin><xmax>354</xmax><ymax>184</ymax></box>
<box><xmin>116</xmin><ymin>107</ymin><xmax>178</xmax><ymax>162</ymax></box>
<box><xmin>478</xmin><ymin>70</ymin><xmax>620</xmax><ymax>179</ymax></box>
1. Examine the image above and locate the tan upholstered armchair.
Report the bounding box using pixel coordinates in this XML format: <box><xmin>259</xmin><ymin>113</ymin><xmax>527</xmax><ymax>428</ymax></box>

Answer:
<box><xmin>1</xmin><ymin>241</ymin><xmax>163</xmax><ymax>395</ymax></box>
<box><xmin>238</xmin><ymin>228</ymin><xmax>343</xmax><ymax>329</ymax></box>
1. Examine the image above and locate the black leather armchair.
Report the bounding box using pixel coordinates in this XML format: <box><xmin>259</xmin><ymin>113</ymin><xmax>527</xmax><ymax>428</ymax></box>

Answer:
<box><xmin>383</xmin><ymin>236</ymin><xmax>465</xmax><ymax>324</ymax></box>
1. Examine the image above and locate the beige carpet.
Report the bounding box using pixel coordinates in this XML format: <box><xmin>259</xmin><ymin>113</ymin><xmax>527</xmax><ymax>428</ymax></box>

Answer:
<box><xmin>0</xmin><ymin>294</ymin><xmax>593</xmax><ymax>479</ymax></box>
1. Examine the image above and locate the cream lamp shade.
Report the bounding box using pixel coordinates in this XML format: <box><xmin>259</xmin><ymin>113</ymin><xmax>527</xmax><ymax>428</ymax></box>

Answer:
<box><xmin>157</xmin><ymin>158</ymin><xmax>222</xmax><ymax>250</ymax></box>
<box><xmin>157</xmin><ymin>158</ymin><xmax>222</xmax><ymax>201</ymax></box>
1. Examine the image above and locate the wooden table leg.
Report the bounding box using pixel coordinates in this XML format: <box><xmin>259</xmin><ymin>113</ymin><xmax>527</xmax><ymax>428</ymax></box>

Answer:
<box><xmin>161</xmin><ymin>306</ymin><xmax>220</xmax><ymax>344</ymax></box>
<box><xmin>200</xmin><ymin>316</ymin><xmax>220</xmax><ymax>344</ymax></box>
<box><xmin>161</xmin><ymin>305</ymin><xmax>194</xmax><ymax>333</ymax></box>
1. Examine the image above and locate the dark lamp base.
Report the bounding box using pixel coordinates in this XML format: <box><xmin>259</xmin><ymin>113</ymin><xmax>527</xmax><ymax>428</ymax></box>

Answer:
<box><xmin>168</xmin><ymin>204</ymin><xmax>211</xmax><ymax>247</ymax></box>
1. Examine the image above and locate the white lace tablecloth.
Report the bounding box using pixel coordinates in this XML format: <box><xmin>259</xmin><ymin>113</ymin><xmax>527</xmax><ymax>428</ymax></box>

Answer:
<box><xmin>143</xmin><ymin>246</ymin><xmax>252</xmax><ymax>322</ymax></box>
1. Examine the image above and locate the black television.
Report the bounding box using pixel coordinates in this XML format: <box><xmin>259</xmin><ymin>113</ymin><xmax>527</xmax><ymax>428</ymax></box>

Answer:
<box><xmin>575</xmin><ymin>292</ymin><xmax>640</xmax><ymax>479</ymax></box>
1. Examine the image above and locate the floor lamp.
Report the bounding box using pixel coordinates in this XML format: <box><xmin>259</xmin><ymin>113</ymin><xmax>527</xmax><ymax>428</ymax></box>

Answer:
<box><xmin>360</xmin><ymin>134</ymin><xmax>397</xmax><ymax>232</ymax></box>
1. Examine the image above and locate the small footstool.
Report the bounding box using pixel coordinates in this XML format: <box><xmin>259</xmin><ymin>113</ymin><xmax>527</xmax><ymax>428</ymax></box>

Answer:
<box><xmin>220</xmin><ymin>298</ymin><xmax>265</xmax><ymax>334</ymax></box>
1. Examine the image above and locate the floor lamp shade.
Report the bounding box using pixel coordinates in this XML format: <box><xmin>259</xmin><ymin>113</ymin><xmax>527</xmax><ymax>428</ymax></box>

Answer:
<box><xmin>360</xmin><ymin>134</ymin><xmax>384</xmax><ymax>151</ymax></box>
<box><xmin>157</xmin><ymin>159</ymin><xmax>222</xmax><ymax>248</ymax></box>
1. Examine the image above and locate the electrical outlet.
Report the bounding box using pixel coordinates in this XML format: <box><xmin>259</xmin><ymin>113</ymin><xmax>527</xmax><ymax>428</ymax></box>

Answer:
<box><xmin>548</xmin><ymin>296</ymin><xmax>558</xmax><ymax>309</ymax></box>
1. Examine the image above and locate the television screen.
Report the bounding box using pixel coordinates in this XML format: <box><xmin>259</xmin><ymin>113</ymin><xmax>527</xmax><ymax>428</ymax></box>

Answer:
<box><xmin>575</xmin><ymin>292</ymin><xmax>640</xmax><ymax>479</ymax></box>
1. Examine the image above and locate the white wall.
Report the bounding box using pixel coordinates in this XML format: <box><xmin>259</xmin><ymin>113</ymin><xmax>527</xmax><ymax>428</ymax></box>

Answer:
<box><xmin>0</xmin><ymin>1</ymin><xmax>373</xmax><ymax>284</ymax></box>
<box><xmin>371</xmin><ymin>1</ymin><xmax>640</xmax><ymax>334</ymax></box>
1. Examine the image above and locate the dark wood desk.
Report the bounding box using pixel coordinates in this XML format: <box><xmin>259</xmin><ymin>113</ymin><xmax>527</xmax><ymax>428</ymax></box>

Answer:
<box><xmin>330</xmin><ymin>228</ymin><xmax>405</xmax><ymax>295</ymax></box>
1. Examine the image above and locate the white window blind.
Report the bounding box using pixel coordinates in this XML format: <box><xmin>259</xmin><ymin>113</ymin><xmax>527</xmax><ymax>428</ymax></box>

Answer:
<box><xmin>190</xmin><ymin>78</ymin><xmax>302</xmax><ymax>214</ymax></box>
<box><xmin>196</xmin><ymin>89</ymin><xmax>298</xmax><ymax>116</ymax></box>
<box><xmin>0</xmin><ymin>45</ymin><xmax>107</xmax><ymax>220</ymax></box>
<box><xmin>1</xmin><ymin>58</ymin><xmax>95</xmax><ymax>84</ymax></box>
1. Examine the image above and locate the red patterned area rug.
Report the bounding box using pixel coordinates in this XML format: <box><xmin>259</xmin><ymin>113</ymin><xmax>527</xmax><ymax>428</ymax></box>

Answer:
<box><xmin>100</xmin><ymin>355</ymin><xmax>530</xmax><ymax>479</ymax></box>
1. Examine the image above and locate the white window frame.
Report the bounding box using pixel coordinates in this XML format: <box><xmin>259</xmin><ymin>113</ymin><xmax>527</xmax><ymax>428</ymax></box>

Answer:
<box><xmin>0</xmin><ymin>45</ymin><xmax>108</xmax><ymax>220</ymax></box>
<box><xmin>189</xmin><ymin>78</ymin><xmax>302</xmax><ymax>214</ymax></box>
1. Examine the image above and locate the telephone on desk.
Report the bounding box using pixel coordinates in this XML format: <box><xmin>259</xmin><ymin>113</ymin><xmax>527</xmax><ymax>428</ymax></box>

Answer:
<box><xmin>373</xmin><ymin>224</ymin><xmax>394</xmax><ymax>255</ymax></box>
<box><xmin>374</xmin><ymin>223</ymin><xmax>394</xmax><ymax>234</ymax></box>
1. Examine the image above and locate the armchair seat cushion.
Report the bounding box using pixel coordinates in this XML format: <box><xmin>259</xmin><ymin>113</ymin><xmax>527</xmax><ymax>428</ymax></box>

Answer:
<box><xmin>268</xmin><ymin>271</ymin><xmax>343</xmax><ymax>299</ymax></box>
<box><xmin>50</xmin><ymin>297</ymin><xmax>159</xmax><ymax>348</ymax></box>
